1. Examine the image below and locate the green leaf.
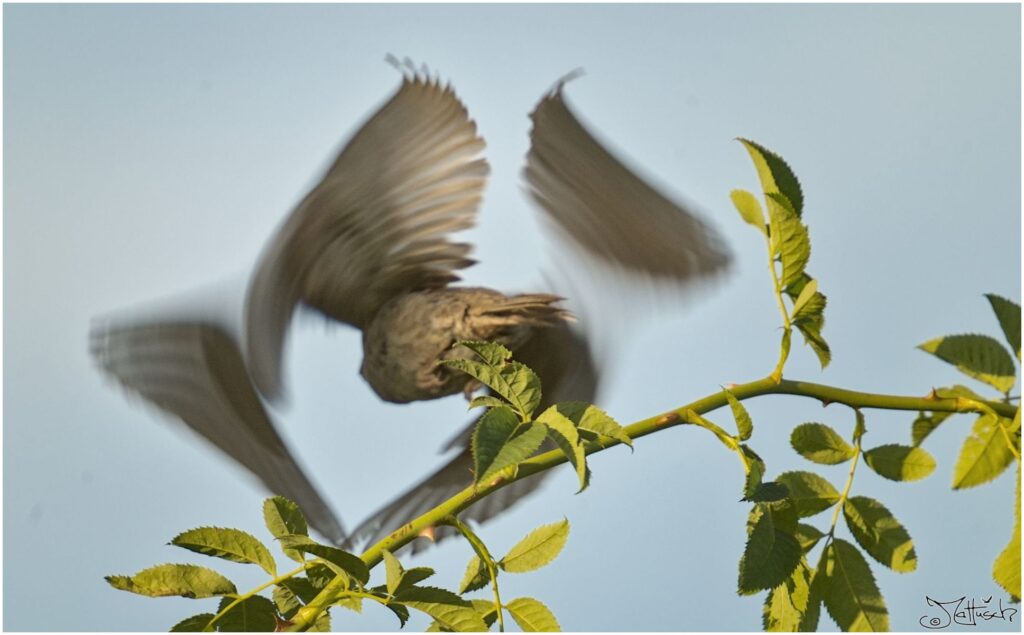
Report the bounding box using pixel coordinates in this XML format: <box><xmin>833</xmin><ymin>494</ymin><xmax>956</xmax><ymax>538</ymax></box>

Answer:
<box><xmin>821</xmin><ymin>539</ymin><xmax>889</xmax><ymax>631</ymax></box>
<box><xmin>795</xmin><ymin>318</ymin><xmax>831</xmax><ymax>369</ymax></box>
<box><xmin>763</xmin><ymin>559</ymin><xmax>816</xmax><ymax>632</ymax></box>
<box><xmin>277</xmin><ymin>536</ymin><xmax>369</xmax><ymax>585</ymax></box>
<box><xmin>397</xmin><ymin>586</ymin><xmax>489</xmax><ymax>632</ymax></box>
<box><xmin>215</xmin><ymin>595</ymin><xmax>278</xmax><ymax>632</ymax></box>
<box><xmin>444</xmin><ymin>341</ymin><xmax>542</xmax><ymax>420</ymax></box>
<box><xmin>775</xmin><ymin>471</ymin><xmax>840</xmax><ymax>518</ymax></box>
<box><xmin>862</xmin><ymin>444</ymin><xmax>936</xmax><ymax>482</ymax></box>
<box><xmin>730</xmin><ymin>189</ymin><xmax>767</xmax><ymax>235</ymax></box>
<box><xmin>105</xmin><ymin>564</ymin><xmax>236</xmax><ymax>598</ymax></box>
<box><xmin>459</xmin><ymin>555</ymin><xmax>490</xmax><ymax>594</ymax></box>
<box><xmin>506</xmin><ymin>597</ymin><xmax>561</xmax><ymax>632</ymax></box>
<box><xmin>724</xmin><ymin>389</ymin><xmax>753</xmax><ymax>441</ymax></box>
<box><xmin>264</xmin><ymin>497</ymin><xmax>308</xmax><ymax>563</ymax></box>
<box><xmin>273</xmin><ymin>584</ymin><xmax>303</xmax><ymax>619</ymax></box>
<box><xmin>738</xmin><ymin>138</ymin><xmax>805</xmax><ymax>216</ymax></box>
<box><xmin>536</xmin><ymin>407</ymin><xmax>589</xmax><ymax>493</ymax></box>
<box><xmin>469</xmin><ymin>394</ymin><xmax>508</xmax><ymax>411</ymax></box>
<box><xmin>993</xmin><ymin>463</ymin><xmax>1021</xmax><ymax>598</ymax></box>
<box><xmin>795</xmin><ymin>524</ymin><xmax>825</xmax><ymax>552</ymax></box>
<box><xmin>472</xmin><ymin>408</ymin><xmax>547</xmax><ymax>484</ymax></box>
<box><xmin>170</xmin><ymin>527</ymin><xmax>277</xmax><ymax>576</ymax></box>
<box><xmin>383</xmin><ymin>549</ymin><xmax>404</xmax><ymax>596</ymax></box>
<box><xmin>843</xmin><ymin>496</ymin><xmax>917</xmax><ymax>573</ymax></box>
<box><xmin>952</xmin><ymin>413</ymin><xmax>1016</xmax><ymax>489</ymax></box>
<box><xmin>739</xmin><ymin>504</ymin><xmax>802</xmax><ymax>595</ymax></box>
<box><xmin>470</xmin><ymin>599</ymin><xmax>500</xmax><ymax>628</ymax></box>
<box><xmin>500</xmin><ymin>519</ymin><xmax>570</xmax><ymax>573</ymax></box>
<box><xmin>919</xmin><ymin>334</ymin><xmax>1016</xmax><ymax>393</ymax></box>
<box><xmin>385</xmin><ymin>602</ymin><xmax>411</xmax><ymax>628</ymax></box>
<box><xmin>790</xmin><ymin>278</ymin><xmax>818</xmax><ymax>320</ymax></box>
<box><xmin>791</xmin><ymin>423</ymin><xmax>855</xmax><ymax>465</ymax></box>
<box><xmin>766</xmin><ymin>193</ymin><xmax>810</xmax><ymax>288</ymax></box>
<box><xmin>170</xmin><ymin>614</ymin><xmax>215</xmax><ymax>632</ymax></box>
<box><xmin>552</xmin><ymin>402</ymin><xmax>632</xmax><ymax>449</ymax></box>
<box><xmin>741</xmin><ymin>445</ymin><xmax>766</xmax><ymax>500</ymax></box>
<box><xmin>986</xmin><ymin>294</ymin><xmax>1022</xmax><ymax>360</ymax></box>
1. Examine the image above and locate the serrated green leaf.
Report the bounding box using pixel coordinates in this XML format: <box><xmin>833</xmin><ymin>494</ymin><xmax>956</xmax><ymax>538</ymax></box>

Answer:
<box><xmin>802</xmin><ymin>560</ymin><xmax>825</xmax><ymax>632</ymax></box>
<box><xmin>738</xmin><ymin>138</ymin><xmax>804</xmax><ymax>216</ymax></box>
<box><xmin>470</xmin><ymin>599</ymin><xmax>500</xmax><ymax>628</ymax></box>
<box><xmin>791</xmin><ymin>423</ymin><xmax>855</xmax><ymax>465</ymax></box>
<box><xmin>795</xmin><ymin>524</ymin><xmax>825</xmax><ymax>552</ymax></box>
<box><xmin>170</xmin><ymin>614</ymin><xmax>215</xmax><ymax>632</ymax></box>
<box><xmin>469</xmin><ymin>395</ymin><xmax>508</xmax><ymax>411</ymax></box>
<box><xmin>741</xmin><ymin>445</ymin><xmax>766</xmax><ymax>500</ymax></box>
<box><xmin>398</xmin><ymin>586</ymin><xmax>489</xmax><ymax>632</ymax></box>
<box><xmin>385</xmin><ymin>602</ymin><xmax>411</xmax><ymax>628</ymax></box>
<box><xmin>500</xmin><ymin>519</ymin><xmax>570</xmax><ymax>573</ymax></box>
<box><xmin>919</xmin><ymin>334</ymin><xmax>1017</xmax><ymax>393</ymax></box>
<box><xmin>263</xmin><ymin>497</ymin><xmax>308</xmax><ymax>563</ymax></box>
<box><xmin>335</xmin><ymin>595</ymin><xmax>363</xmax><ymax>613</ymax></box>
<box><xmin>273</xmin><ymin>584</ymin><xmax>303</xmax><ymax>619</ymax></box>
<box><xmin>775</xmin><ymin>471</ymin><xmax>840</xmax><ymax>518</ymax></box>
<box><xmin>472</xmin><ymin>407</ymin><xmax>546</xmax><ymax>485</ymax></box>
<box><xmin>986</xmin><ymin>294</ymin><xmax>1022</xmax><ymax>360</ymax></box>
<box><xmin>953</xmin><ymin>413</ymin><xmax>1016</xmax><ymax>489</ymax></box>
<box><xmin>790</xmin><ymin>278</ymin><xmax>818</xmax><ymax>319</ymax></box>
<box><xmin>749</xmin><ymin>482</ymin><xmax>791</xmax><ymax>503</ymax></box>
<box><xmin>796</xmin><ymin>317</ymin><xmax>831</xmax><ymax>369</ymax></box>
<box><xmin>730</xmin><ymin>189</ymin><xmax>767</xmax><ymax>235</ymax></box>
<box><xmin>506</xmin><ymin>597</ymin><xmax>561</xmax><ymax>632</ymax></box>
<box><xmin>763</xmin><ymin>559</ymin><xmax>816</xmax><ymax>632</ymax></box>
<box><xmin>215</xmin><ymin>595</ymin><xmax>278</xmax><ymax>632</ymax></box>
<box><xmin>277</xmin><ymin>536</ymin><xmax>369</xmax><ymax>585</ymax></box>
<box><xmin>105</xmin><ymin>564</ymin><xmax>236</xmax><ymax>598</ymax></box>
<box><xmin>739</xmin><ymin>503</ymin><xmax>802</xmax><ymax>595</ymax></box>
<box><xmin>536</xmin><ymin>407</ymin><xmax>589</xmax><ymax>493</ymax></box>
<box><xmin>459</xmin><ymin>555</ymin><xmax>490</xmax><ymax>594</ymax></box>
<box><xmin>766</xmin><ymin>193</ymin><xmax>810</xmax><ymax>288</ymax></box>
<box><xmin>383</xmin><ymin>549</ymin><xmax>404</xmax><ymax>596</ymax></box>
<box><xmin>993</xmin><ymin>463</ymin><xmax>1021</xmax><ymax>598</ymax></box>
<box><xmin>843</xmin><ymin>496</ymin><xmax>917</xmax><ymax>573</ymax></box>
<box><xmin>552</xmin><ymin>402</ymin><xmax>632</xmax><ymax>449</ymax></box>
<box><xmin>444</xmin><ymin>342</ymin><xmax>542</xmax><ymax>420</ymax></box>
<box><xmin>862</xmin><ymin>444</ymin><xmax>936</xmax><ymax>482</ymax></box>
<box><xmin>724</xmin><ymin>389</ymin><xmax>753</xmax><ymax>441</ymax></box>
<box><xmin>171</xmin><ymin>527</ymin><xmax>277</xmax><ymax>576</ymax></box>
<box><xmin>821</xmin><ymin>539</ymin><xmax>889</xmax><ymax>631</ymax></box>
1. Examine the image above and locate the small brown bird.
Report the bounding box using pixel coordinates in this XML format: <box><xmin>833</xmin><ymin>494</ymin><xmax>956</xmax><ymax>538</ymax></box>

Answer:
<box><xmin>90</xmin><ymin>61</ymin><xmax>730</xmax><ymax>549</ymax></box>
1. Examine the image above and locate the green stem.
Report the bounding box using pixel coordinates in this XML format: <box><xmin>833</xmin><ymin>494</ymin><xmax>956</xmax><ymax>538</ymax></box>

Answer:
<box><xmin>289</xmin><ymin>376</ymin><xmax>1015</xmax><ymax>630</ymax></box>
<box><xmin>826</xmin><ymin>410</ymin><xmax>865</xmax><ymax>539</ymax></box>
<box><xmin>765</xmin><ymin>234</ymin><xmax>792</xmax><ymax>382</ymax></box>
<box><xmin>207</xmin><ymin>563</ymin><xmax>309</xmax><ymax>631</ymax></box>
<box><xmin>442</xmin><ymin>517</ymin><xmax>505</xmax><ymax>632</ymax></box>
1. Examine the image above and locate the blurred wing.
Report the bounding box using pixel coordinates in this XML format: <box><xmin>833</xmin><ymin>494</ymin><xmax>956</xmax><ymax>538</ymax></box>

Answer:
<box><xmin>348</xmin><ymin>323</ymin><xmax>598</xmax><ymax>552</ymax></box>
<box><xmin>523</xmin><ymin>79</ymin><xmax>731</xmax><ymax>284</ymax></box>
<box><xmin>247</xmin><ymin>73</ymin><xmax>489</xmax><ymax>400</ymax></box>
<box><xmin>90</xmin><ymin>320</ymin><xmax>346</xmax><ymax>544</ymax></box>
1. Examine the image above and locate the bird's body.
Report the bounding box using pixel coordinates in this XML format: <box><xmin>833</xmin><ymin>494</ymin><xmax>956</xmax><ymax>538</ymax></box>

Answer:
<box><xmin>91</xmin><ymin>63</ymin><xmax>731</xmax><ymax>549</ymax></box>
<box><xmin>359</xmin><ymin>287</ymin><xmax>567</xmax><ymax>403</ymax></box>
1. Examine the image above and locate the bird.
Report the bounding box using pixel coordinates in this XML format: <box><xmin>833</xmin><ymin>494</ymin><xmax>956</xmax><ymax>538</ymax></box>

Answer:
<box><xmin>90</xmin><ymin>60</ymin><xmax>731</xmax><ymax>551</ymax></box>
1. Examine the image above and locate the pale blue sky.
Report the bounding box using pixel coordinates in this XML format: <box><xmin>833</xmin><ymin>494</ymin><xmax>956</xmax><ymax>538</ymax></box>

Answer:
<box><xmin>4</xmin><ymin>3</ymin><xmax>1020</xmax><ymax>631</ymax></box>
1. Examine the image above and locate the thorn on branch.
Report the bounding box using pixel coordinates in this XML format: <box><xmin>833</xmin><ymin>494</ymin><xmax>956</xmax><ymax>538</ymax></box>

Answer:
<box><xmin>418</xmin><ymin>526</ymin><xmax>436</xmax><ymax>542</ymax></box>
<box><xmin>658</xmin><ymin>412</ymin><xmax>681</xmax><ymax>426</ymax></box>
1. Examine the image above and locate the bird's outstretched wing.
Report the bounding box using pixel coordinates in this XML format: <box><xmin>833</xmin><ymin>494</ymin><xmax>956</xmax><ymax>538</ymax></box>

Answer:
<box><xmin>347</xmin><ymin>323</ymin><xmax>598</xmax><ymax>553</ymax></box>
<box><xmin>90</xmin><ymin>320</ymin><xmax>346</xmax><ymax>544</ymax></box>
<box><xmin>523</xmin><ymin>78</ymin><xmax>731</xmax><ymax>285</ymax></box>
<box><xmin>247</xmin><ymin>72</ymin><xmax>489</xmax><ymax>401</ymax></box>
